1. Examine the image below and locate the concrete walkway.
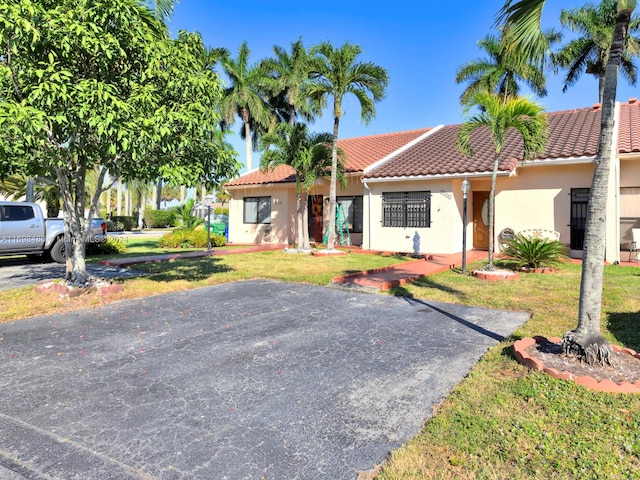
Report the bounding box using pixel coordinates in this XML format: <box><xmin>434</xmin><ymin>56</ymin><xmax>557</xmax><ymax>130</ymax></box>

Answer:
<box><xmin>100</xmin><ymin>245</ymin><xmax>489</xmax><ymax>292</ymax></box>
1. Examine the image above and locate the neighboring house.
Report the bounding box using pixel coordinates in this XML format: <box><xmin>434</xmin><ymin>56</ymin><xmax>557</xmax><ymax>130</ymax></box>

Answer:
<box><xmin>225</xmin><ymin>99</ymin><xmax>640</xmax><ymax>263</ymax></box>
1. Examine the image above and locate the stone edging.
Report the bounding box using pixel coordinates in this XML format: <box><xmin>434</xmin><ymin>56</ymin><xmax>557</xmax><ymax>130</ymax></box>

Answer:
<box><xmin>513</xmin><ymin>336</ymin><xmax>640</xmax><ymax>393</ymax></box>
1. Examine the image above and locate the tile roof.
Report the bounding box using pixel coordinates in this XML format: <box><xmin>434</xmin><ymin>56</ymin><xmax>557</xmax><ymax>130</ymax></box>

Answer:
<box><xmin>618</xmin><ymin>98</ymin><xmax>640</xmax><ymax>153</ymax></box>
<box><xmin>224</xmin><ymin>128</ymin><xmax>430</xmax><ymax>187</ymax></box>
<box><xmin>364</xmin><ymin>103</ymin><xmax>606</xmax><ymax>180</ymax></box>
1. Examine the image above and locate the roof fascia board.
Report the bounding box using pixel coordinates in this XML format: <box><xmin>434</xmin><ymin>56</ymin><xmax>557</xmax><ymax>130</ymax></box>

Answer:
<box><xmin>362</xmin><ymin>171</ymin><xmax>510</xmax><ymax>183</ymax></box>
<box><xmin>362</xmin><ymin>125</ymin><xmax>444</xmax><ymax>174</ymax></box>
<box><xmin>518</xmin><ymin>156</ymin><xmax>596</xmax><ymax>167</ymax></box>
<box><xmin>619</xmin><ymin>152</ymin><xmax>640</xmax><ymax>160</ymax></box>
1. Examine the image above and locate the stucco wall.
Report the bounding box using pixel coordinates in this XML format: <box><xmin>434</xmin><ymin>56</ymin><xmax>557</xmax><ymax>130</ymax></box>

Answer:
<box><xmin>365</xmin><ymin>178</ymin><xmax>459</xmax><ymax>255</ymax></box>
<box><xmin>228</xmin><ymin>185</ymin><xmax>296</xmax><ymax>245</ymax></box>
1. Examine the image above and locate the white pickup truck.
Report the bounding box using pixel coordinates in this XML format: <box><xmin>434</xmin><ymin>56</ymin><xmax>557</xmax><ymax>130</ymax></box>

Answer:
<box><xmin>0</xmin><ymin>201</ymin><xmax>107</xmax><ymax>263</ymax></box>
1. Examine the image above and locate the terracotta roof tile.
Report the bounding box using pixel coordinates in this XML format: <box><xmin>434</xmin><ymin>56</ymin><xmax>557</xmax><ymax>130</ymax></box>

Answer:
<box><xmin>225</xmin><ymin>128</ymin><xmax>430</xmax><ymax>187</ymax></box>
<box><xmin>364</xmin><ymin>104</ymin><xmax>605</xmax><ymax>180</ymax></box>
<box><xmin>618</xmin><ymin>98</ymin><xmax>640</xmax><ymax>153</ymax></box>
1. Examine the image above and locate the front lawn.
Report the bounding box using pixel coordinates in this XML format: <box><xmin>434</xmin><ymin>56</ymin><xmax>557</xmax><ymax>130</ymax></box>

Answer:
<box><xmin>378</xmin><ymin>263</ymin><xmax>640</xmax><ymax>479</ymax></box>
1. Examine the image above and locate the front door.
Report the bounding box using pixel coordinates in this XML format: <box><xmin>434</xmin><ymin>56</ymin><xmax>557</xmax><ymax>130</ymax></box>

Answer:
<box><xmin>308</xmin><ymin>195</ymin><xmax>324</xmax><ymax>243</ymax></box>
<box><xmin>473</xmin><ymin>191</ymin><xmax>490</xmax><ymax>250</ymax></box>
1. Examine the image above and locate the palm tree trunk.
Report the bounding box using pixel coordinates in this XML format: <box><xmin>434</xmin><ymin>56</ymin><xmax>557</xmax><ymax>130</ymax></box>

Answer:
<box><xmin>302</xmin><ymin>190</ymin><xmax>311</xmax><ymax>250</ymax></box>
<box><xmin>487</xmin><ymin>154</ymin><xmax>499</xmax><ymax>270</ymax></box>
<box><xmin>562</xmin><ymin>7</ymin><xmax>632</xmax><ymax>366</ymax></box>
<box><xmin>244</xmin><ymin>120</ymin><xmax>253</xmax><ymax>172</ymax></box>
<box><xmin>327</xmin><ymin>115</ymin><xmax>340</xmax><ymax>250</ymax></box>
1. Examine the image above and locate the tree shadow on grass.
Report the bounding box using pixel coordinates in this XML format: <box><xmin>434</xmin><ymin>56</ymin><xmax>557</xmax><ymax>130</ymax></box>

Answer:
<box><xmin>606</xmin><ymin>311</ymin><xmax>640</xmax><ymax>352</ymax></box>
<box><xmin>132</xmin><ymin>257</ymin><xmax>234</xmax><ymax>283</ymax></box>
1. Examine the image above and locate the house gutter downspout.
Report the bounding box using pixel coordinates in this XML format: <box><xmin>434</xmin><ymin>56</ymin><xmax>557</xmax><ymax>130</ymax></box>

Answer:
<box><xmin>364</xmin><ymin>181</ymin><xmax>372</xmax><ymax>251</ymax></box>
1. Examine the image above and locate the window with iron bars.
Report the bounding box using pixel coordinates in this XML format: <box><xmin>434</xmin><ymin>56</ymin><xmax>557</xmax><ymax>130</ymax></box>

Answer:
<box><xmin>382</xmin><ymin>191</ymin><xmax>431</xmax><ymax>228</ymax></box>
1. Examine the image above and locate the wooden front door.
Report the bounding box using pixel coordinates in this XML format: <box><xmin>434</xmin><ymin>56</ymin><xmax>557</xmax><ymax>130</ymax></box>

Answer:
<box><xmin>308</xmin><ymin>195</ymin><xmax>324</xmax><ymax>243</ymax></box>
<box><xmin>473</xmin><ymin>191</ymin><xmax>490</xmax><ymax>250</ymax></box>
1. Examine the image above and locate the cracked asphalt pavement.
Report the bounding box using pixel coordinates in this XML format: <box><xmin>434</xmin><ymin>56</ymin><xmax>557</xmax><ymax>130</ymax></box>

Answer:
<box><xmin>0</xmin><ymin>280</ymin><xmax>529</xmax><ymax>479</ymax></box>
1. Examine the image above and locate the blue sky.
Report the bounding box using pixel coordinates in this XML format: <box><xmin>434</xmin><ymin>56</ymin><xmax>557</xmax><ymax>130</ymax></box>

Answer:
<box><xmin>167</xmin><ymin>1</ymin><xmax>639</xmax><ymax>174</ymax></box>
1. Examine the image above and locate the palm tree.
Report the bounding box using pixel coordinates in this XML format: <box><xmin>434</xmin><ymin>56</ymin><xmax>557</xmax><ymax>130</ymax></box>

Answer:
<box><xmin>456</xmin><ymin>31</ymin><xmax>558</xmax><ymax>104</ymax></box>
<box><xmin>456</xmin><ymin>91</ymin><xmax>548</xmax><ymax>271</ymax></box>
<box><xmin>260</xmin><ymin>122</ymin><xmax>344</xmax><ymax>250</ymax></box>
<box><xmin>308</xmin><ymin>41</ymin><xmax>388</xmax><ymax>250</ymax></box>
<box><xmin>497</xmin><ymin>0</ymin><xmax>636</xmax><ymax>365</ymax></box>
<box><xmin>262</xmin><ymin>38</ymin><xmax>317</xmax><ymax>127</ymax></box>
<box><xmin>556</xmin><ymin>0</ymin><xmax>640</xmax><ymax>103</ymax></box>
<box><xmin>218</xmin><ymin>42</ymin><xmax>273</xmax><ymax>172</ymax></box>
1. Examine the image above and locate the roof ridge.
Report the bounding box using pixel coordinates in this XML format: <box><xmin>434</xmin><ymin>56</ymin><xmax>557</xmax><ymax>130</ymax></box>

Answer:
<box><xmin>339</xmin><ymin>127</ymin><xmax>430</xmax><ymax>142</ymax></box>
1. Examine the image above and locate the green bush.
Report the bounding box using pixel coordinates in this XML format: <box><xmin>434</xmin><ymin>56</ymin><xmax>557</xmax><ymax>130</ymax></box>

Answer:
<box><xmin>158</xmin><ymin>228</ymin><xmax>226</xmax><ymax>248</ymax></box>
<box><xmin>86</xmin><ymin>237</ymin><xmax>128</xmax><ymax>255</ymax></box>
<box><xmin>144</xmin><ymin>209</ymin><xmax>176</xmax><ymax>228</ymax></box>
<box><xmin>501</xmin><ymin>234</ymin><xmax>567</xmax><ymax>269</ymax></box>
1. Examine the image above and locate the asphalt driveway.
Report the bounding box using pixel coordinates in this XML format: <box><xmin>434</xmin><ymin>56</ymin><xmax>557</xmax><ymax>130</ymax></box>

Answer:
<box><xmin>0</xmin><ymin>280</ymin><xmax>529</xmax><ymax>479</ymax></box>
<box><xmin>0</xmin><ymin>257</ymin><xmax>142</xmax><ymax>291</ymax></box>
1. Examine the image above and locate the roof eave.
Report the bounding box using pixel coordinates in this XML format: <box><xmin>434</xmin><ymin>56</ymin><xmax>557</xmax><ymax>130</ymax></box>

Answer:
<box><xmin>362</xmin><ymin>171</ymin><xmax>511</xmax><ymax>183</ymax></box>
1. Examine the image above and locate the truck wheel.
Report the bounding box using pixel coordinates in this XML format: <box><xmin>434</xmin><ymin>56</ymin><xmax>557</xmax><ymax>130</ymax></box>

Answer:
<box><xmin>50</xmin><ymin>237</ymin><xmax>66</xmax><ymax>263</ymax></box>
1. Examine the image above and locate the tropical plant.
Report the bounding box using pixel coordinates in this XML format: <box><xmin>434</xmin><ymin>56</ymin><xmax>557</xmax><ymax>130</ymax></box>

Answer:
<box><xmin>456</xmin><ymin>31</ymin><xmax>559</xmax><ymax>104</ymax></box>
<box><xmin>158</xmin><ymin>228</ymin><xmax>225</xmax><ymax>248</ymax></box>
<box><xmin>456</xmin><ymin>91</ymin><xmax>548</xmax><ymax>271</ymax></box>
<box><xmin>0</xmin><ymin>173</ymin><xmax>61</xmax><ymax>217</ymax></box>
<box><xmin>218</xmin><ymin>42</ymin><xmax>274</xmax><ymax>172</ymax></box>
<box><xmin>172</xmin><ymin>198</ymin><xmax>204</xmax><ymax>230</ymax></box>
<box><xmin>262</xmin><ymin>38</ymin><xmax>317</xmax><ymax>127</ymax></box>
<box><xmin>0</xmin><ymin>1</ymin><xmax>237</xmax><ymax>284</ymax></box>
<box><xmin>497</xmin><ymin>0</ymin><xmax>636</xmax><ymax>365</ymax></box>
<box><xmin>501</xmin><ymin>234</ymin><xmax>566</xmax><ymax>269</ymax></box>
<box><xmin>556</xmin><ymin>0</ymin><xmax>640</xmax><ymax>103</ymax></box>
<box><xmin>260</xmin><ymin>122</ymin><xmax>345</xmax><ymax>250</ymax></box>
<box><xmin>308</xmin><ymin>41</ymin><xmax>388</xmax><ymax>250</ymax></box>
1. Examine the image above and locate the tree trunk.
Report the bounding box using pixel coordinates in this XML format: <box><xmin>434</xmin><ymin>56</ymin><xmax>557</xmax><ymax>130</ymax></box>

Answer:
<box><xmin>116</xmin><ymin>179</ymin><xmax>122</xmax><ymax>216</ymax></box>
<box><xmin>562</xmin><ymin>8</ymin><xmax>632</xmax><ymax>366</ymax></box>
<box><xmin>487</xmin><ymin>154</ymin><xmax>499</xmax><ymax>270</ymax></box>
<box><xmin>302</xmin><ymin>190</ymin><xmax>311</xmax><ymax>250</ymax></box>
<box><xmin>243</xmin><ymin>112</ymin><xmax>253</xmax><ymax>172</ymax></box>
<box><xmin>327</xmin><ymin>115</ymin><xmax>340</xmax><ymax>250</ymax></box>
<box><xmin>155</xmin><ymin>178</ymin><xmax>162</xmax><ymax>210</ymax></box>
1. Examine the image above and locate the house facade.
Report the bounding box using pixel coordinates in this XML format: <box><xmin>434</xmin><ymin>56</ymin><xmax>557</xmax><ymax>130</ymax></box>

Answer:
<box><xmin>225</xmin><ymin>99</ymin><xmax>640</xmax><ymax>264</ymax></box>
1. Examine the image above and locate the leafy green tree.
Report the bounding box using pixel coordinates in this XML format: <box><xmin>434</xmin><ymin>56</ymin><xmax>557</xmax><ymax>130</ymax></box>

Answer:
<box><xmin>556</xmin><ymin>0</ymin><xmax>640</xmax><ymax>103</ymax></box>
<box><xmin>0</xmin><ymin>0</ymin><xmax>237</xmax><ymax>283</ymax></box>
<box><xmin>497</xmin><ymin>0</ymin><xmax>636</xmax><ymax>365</ymax></box>
<box><xmin>261</xmin><ymin>123</ymin><xmax>344</xmax><ymax>250</ymax></box>
<box><xmin>308</xmin><ymin>41</ymin><xmax>388</xmax><ymax>250</ymax></box>
<box><xmin>218</xmin><ymin>42</ymin><xmax>274</xmax><ymax>172</ymax></box>
<box><xmin>456</xmin><ymin>91</ymin><xmax>548</xmax><ymax>271</ymax></box>
<box><xmin>456</xmin><ymin>31</ymin><xmax>558</xmax><ymax>103</ymax></box>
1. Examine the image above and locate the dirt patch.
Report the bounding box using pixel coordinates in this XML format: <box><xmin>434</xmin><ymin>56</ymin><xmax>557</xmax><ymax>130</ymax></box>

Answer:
<box><xmin>525</xmin><ymin>338</ymin><xmax>640</xmax><ymax>384</ymax></box>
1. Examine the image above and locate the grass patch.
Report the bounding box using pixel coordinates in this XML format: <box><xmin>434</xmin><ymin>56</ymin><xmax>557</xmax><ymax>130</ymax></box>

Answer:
<box><xmin>379</xmin><ymin>262</ymin><xmax>640</xmax><ymax>480</ymax></box>
<box><xmin>2</xmin><ymin>244</ymin><xmax>640</xmax><ymax>478</ymax></box>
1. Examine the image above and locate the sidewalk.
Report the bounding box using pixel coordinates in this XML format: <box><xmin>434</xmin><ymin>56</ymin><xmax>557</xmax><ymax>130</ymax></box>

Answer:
<box><xmin>330</xmin><ymin>250</ymin><xmax>488</xmax><ymax>292</ymax></box>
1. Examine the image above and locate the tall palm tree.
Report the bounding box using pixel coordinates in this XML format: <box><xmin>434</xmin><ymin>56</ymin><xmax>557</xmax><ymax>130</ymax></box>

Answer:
<box><xmin>261</xmin><ymin>38</ymin><xmax>317</xmax><ymax>128</ymax></box>
<box><xmin>260</xmin><ymin>122</ymin><xmax>344</xmax><ymax>250</ymax></box>
<box><xmin>497</xmin><ymin>0</ymin><xmax>637</xmax><ymax>365</ymax></box>
<box><xmin>308</xmin><ymin>41</ymin><xmax>388</xmax><ymax>250</ymax></box>
<box><xmin>556</xmin><ymin>0</ymin><xmax>640</xmax><ymax>103</ymax></box>
<box><xmin>456</xmin><ymin>91</ymin><xmax>548</xmax><ymax>271</ymax></box>
<box><xmin>218</xmin><ymin>42</ymin><xmax>273</xmax><ymax>172</ymax></box>
<box><xmin>456</xmin><ymin>31</ymin><xmax>558</xmax><ymax>104</ymax></box>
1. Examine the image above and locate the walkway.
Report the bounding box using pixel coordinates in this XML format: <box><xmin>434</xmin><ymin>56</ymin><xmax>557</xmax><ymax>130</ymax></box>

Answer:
<box><xmin>100</xmin><ymin>245</ymin><xmax>489</xmax><ymax>291</ymax></box>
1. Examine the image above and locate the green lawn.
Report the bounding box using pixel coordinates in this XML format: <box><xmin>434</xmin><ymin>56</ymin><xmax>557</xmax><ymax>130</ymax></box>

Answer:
<box><xmin>2</xmin><ymin>239</ymin><xmax>640</xmax><ymax>479</ymax></box>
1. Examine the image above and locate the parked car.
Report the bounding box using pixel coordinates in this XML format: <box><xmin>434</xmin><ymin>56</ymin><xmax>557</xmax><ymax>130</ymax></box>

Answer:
<box><xmin>0</xmin><ymin>201</ymin><xmax>107</xmax><ymax>263</ymax></box>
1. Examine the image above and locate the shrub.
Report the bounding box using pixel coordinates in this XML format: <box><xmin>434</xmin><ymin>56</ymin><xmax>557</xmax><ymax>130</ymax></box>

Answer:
<box><xmin>109</xmin><ymin>215</ymin><xmax>137</xmax><ymax>231</ymax></box>
<box><xmin>86</xmin><ymin>237</ymin><xmax>128</xmax><ymax>255</ymax></box>
<box><xmin>158</xmin><ymin>228</ymin><xmax>226</xmax><ymax>249</ymax></box>
<box><xmin>501</xmin><ymin>234</ymin><xmax>567</xmax><ymax>269</ymax></box>
<box><xmin>144</xmin><ymin>209</ymin><xmax>176</xmax><ymax>228</ymax></box>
